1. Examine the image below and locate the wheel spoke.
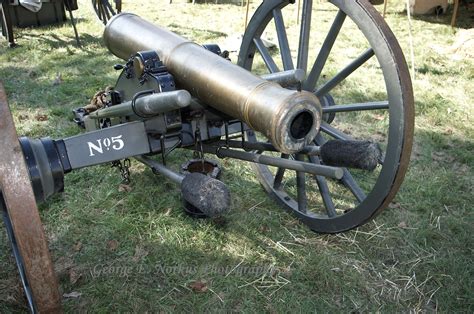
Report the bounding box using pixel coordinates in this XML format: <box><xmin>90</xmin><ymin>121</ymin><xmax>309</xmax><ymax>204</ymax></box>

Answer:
<box><xmin>237</xmin><ymin>0</ymin><xmax>414</xmax><ymax>233</ymax></box>
<box><xmin>273</xmin><ymin>9</ymin><xmax>294</xmax><ymax>71</ymax></box>
<box><xmin>253</xmin><ymin>37</ymin><xmax>280</xmax><ymax>73</ymax></box>
<box><xmin>297</xmin><ymin>0</ymin><xmax>313</xmax><ymax>73</ymax></box>
<box><xmin>273</xmin><ymin>153</ymin><xmax>289</xmax><ymax>189</ymax></box>
<box><xmin>304</xmin><ymin>10</ymin><xmax>346</xmax><ymax>91</ymax></box>
<box><xmin>103</xmin><ymin>0</ymin><xmax>116</xmax><ymax>16</ymax></box>
<box><xmin>99</xmin><ymin>3</ymin><xmax>108</xmax><ymax>24</ymax></box>
<box><xmin>106</xmin><ymin>6</ymin><xmax>114</xmax><ymax>20</ymax></box>
<box><xmin>315</xmin><ymin>48</ymin><xmax>375</xmax><ymax>97</ymax></box>
<box><xmin>95</xmin><ymin>1</ymin><xmax>102</xmax><ymax>21</ymax></box>
<box><xmin>309</xmin><ymin>156</ymin><xmax>337</xmax><ymax>217</ymax></box>
<box><xmin>322</xmin><ymin>101</ymin><xmax>389</xmax><ymax>113</ymax></box>
<box><xmin>295</xmin><ymin>154</ymin><xmax>307</xmax><ymax>213</ymax></box>
<box><xmin>320</xmin><ymin>122</ymin><xmax>353</xmax><ymax>141</ymax></box>
<box><xmin>340</xmin><ymin>169</ymin><xmax>366</xmax><ymax>203</ymax></box>
<box><xmin>101</xmin><ymin>2</ymin><xmax>111</xmax><ymax>21</ymax></box>
<box><xmin>116</xmin><ymin>0</ymin><xmax>122</xmax><ymax>13</ymax></box>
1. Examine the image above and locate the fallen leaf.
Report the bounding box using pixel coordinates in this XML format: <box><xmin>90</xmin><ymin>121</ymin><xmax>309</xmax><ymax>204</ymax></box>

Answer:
<box><xmin>35</xmin><ymin>114</ymin><xmax>48</xmax><ymax>121</ymax></box>
<box><xmin>69</xmin><ymin>268</ymin><xmax>82</xmax><ymax>285</ymax></box>
<box><xmin>63</xmin><ymin>291</ymin><xmax>82</xmax><ymax>298</ymax></box>
<box><xmin>372</xmin><ymin>113</ymin><xmax>386</xmax><ymax>121</ymax></box>
<box><xmin>18</xmin><ymin>114</ymin><xmax>29</xmax><ymax>121</ymax></box>
<box><xmin>398</xmin><ymin>221</ymin><xmax>408</xmax><ymax>228</ymax></box>
<box><xmin>132</xmin><ymin>246</ymin><xmax>149</xmax><ymax>262</ymax></box>
<box><xmin>280</xmin><ymin>265</ymin><xmax>292</xmax><ymax>276</ymax></box>
<box><xmin>189</xmin><ymin>280</ymin><xmax>208</xmax><ymax>293</ymax></box>
<box><xmin>431</xmin><ymin>151</ymin><xmax>455</xmax><ymax>163</ymax></box>
<box><xmin>259</xmin><ymin>224</ymin><xmax>270</xmax><ymax>233</ymax></box>
<box><xmin>106</xmin><ymin>239</ymin><xmax>119</xmax><ymax>251</ymax></box>
<box><xmin>73</xmin><ymin>242</ymin><xmax>82</xmax><ymax>252</ymax></box>
<box><xmin>54</xmin><ymin>257</ymin><xmax>74</xmax><ymax>278</ymax></box>
<box><xmin>388</xmin><ymin>202</ymin><xmax>401</xmax><ymax>209</ymax></box>
<box><xmin>284</xmin><ymin>219</ymin><xmax>301</xmax><ymax>227</ymax></box>
<box><xmin>118</xmin><ymin>184</ymin><xmax>132</xmax><ymax>193</ymax></box>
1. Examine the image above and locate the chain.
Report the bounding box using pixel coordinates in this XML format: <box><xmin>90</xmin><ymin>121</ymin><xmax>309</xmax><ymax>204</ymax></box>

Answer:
<box><xmin>193</xmin><ymin>127</ymin><xmax>205</xmax><ymax>171</ymax></box>
<box><xmin>111</xmin><ymin>158</ymin><xmax>131</xmax><ymax>184</ymax></box>
<box><xmin>193</xmin><ymin>128</ymin><xmax>204</xmax><ymax>159</ymax></box>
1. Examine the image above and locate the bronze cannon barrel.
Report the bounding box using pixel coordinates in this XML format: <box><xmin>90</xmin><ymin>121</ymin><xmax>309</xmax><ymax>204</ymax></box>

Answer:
<box><xmin>103</xmin><ymin>13</ymin><xmax>321</xmax><ymax>153</ymax></box>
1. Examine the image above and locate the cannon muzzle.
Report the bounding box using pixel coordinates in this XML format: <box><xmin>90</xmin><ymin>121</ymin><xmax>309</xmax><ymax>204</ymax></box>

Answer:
<box><xmin>103</xmin><ymin>13</ymin><xmax>321</xmax><ymax>154</ymax></box>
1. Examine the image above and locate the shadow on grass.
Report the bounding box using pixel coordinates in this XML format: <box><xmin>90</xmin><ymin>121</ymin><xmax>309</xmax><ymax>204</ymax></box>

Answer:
<box><xmin>0</xmin><ymin>158</ymin><xmax>349</xmax><ymax>311</ymax></box>
<box><xmin>18</xmin><ymin>32</ymin><xmax>104</xmax><ymax>52</ymax></box>
<box><xmin>3</xmin><ymin>16</ymin><xmax>98</xmax><ymax>48</ymax></box>
<box><xmin>411</xmin><ymin>128</ymin><xmax>473</xmax><ymax>169</ymax></box>
<box><xmin>390</xmin><ymin>5</ymin><xmax>473</xmax><ymax>29</ymax></box>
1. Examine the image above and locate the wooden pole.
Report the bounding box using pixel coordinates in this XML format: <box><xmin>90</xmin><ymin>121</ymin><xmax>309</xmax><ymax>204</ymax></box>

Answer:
<box><xmin>244</xmin><ymin>0</ymin><xmax>250</xmax><ymax>32</ymax></box>
<box><xmin>451</xmin><ymin>0</ymin><xmax>460</xmax><ymax>27</ymax></box>
<box><xmin>297</xmin><ymin>0</ymin><xmax>301</xmax><ymax>25</ymax></box>
<box><xmin>405</xmin><ymin>0</ymin><xmax>415</xmax><ymax>81</ymax></box>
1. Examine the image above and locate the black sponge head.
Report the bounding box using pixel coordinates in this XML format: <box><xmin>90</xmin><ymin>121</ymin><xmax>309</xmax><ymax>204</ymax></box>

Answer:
<box><xmin>181</xmin><ymin>173</ymin><xmax>231</xmax><ymax>217</ymax></box>
<box><xmin>320</xmin><ymin>140</ymin><xmax>382</xmax><ymax>171</ymax></box>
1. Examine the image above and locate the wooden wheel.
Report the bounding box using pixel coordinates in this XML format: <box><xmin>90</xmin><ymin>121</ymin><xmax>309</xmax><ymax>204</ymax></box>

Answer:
<box><xmin>92</xmin><ymin>0</ymin><xmax>122</xmax><ymax>25</ymax></box>
<box><xmin>0</xmin><ymin>83</ymin><xmax>61</xmax><ymax>312</ymax></box>
<box><xmin>238</xmin><ymin>0</ymin><xmax>414</xmax><ymax>233</ymax></box>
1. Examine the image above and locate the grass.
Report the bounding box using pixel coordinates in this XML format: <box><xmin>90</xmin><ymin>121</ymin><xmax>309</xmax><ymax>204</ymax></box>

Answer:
<box><xmin>0</xmin><ymin>0</ymin><xmax>473</xmax><ymax>312</ymax></box>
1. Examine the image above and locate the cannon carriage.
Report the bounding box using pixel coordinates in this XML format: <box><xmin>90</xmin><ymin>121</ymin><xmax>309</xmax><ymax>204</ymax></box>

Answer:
<box><xmin>0</xmin><ymin>0</ymin><xmax>413</xmax><ymax>311</ymax></box>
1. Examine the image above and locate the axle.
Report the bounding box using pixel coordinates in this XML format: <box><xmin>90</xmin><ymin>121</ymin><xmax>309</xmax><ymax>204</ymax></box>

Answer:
<box><xmin>135</xmin><ymin>156</ymin><xmax>230</xmax><ymax>217</ymax></box>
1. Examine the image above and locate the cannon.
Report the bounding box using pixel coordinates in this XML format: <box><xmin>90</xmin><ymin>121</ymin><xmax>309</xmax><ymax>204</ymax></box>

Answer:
<box><xmin>0</xmin><ymin>0</ymin><xmax>413</xmax><ymax>312</ymax></box>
